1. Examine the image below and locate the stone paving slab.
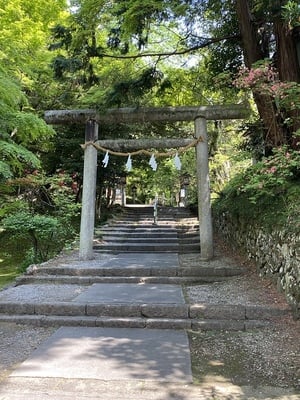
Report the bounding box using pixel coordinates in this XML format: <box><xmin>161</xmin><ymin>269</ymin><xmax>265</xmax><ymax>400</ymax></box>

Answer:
<box><xmin>10</xmin><ymin>327</ymin><xmax>192</xmax><ymax>383</ymax></box>
<box><xmin>99</xmin><ymin>253</ymin><xmax>179</xmax><ymax>269</ymax></box>
<box><xmin>73</xmin><ymin>283</ymin><xmax>185</xmax><ymax>303</ymax></box>
<box><xmin>0</xmin><ymin>280</ymin><xmax>186</xmax><ymax>316</ymax></box>
<box><xmin>52</xmin><ymin>253</ymin><xmax>179</xmax><ymax>270</ymax></box>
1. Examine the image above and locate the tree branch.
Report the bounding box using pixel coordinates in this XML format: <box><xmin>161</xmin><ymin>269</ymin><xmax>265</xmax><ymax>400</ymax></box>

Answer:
<box><xmin>98</xmin><ymin>35</ymin><xmax>240</xmax><ymax>59</ymax></box>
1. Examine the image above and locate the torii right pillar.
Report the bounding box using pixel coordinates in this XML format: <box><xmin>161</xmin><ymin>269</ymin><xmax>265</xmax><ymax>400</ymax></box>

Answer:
<box><xmin>195</xmin><ymin>117</ymin><xmax>213</xmax><ymax>260</ymax></box>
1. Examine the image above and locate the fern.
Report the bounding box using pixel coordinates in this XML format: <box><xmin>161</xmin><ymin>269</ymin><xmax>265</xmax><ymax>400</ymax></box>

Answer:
<box><xmin>0</xmin><ymin>161</ymin><xmax>13</xmax><ymax>180</ymax></box>
<box><xmin>0</xmin><ymin>69</ymin><xmax>26</xmax><ymax>111</ymax></box>
<box><xmin>0</xmin><ymin>140</ymin><xmax>40</xmax><ymax>176</ymax></box>
<box><xmin>8</xmin><ymin>112</ymin><xmax>55</xmax><ymax>145</ymax></box>
<box><xmin>0</xmin><ymin>67</ymin><xmax>55</xmax><ymax>148</ymax></box>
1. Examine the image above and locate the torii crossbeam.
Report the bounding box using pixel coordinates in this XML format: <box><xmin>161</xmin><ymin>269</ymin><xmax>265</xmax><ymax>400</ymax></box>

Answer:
<box><xmin>44</xmin><ymin>105</ymin><xmax>250</xmax><ymax>260</ymax></box>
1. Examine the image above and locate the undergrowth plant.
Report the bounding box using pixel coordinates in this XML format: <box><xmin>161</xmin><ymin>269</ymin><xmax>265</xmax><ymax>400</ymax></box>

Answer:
<box><xmin>214</xmin><ymin>145</ymin><xmax>300</xmax><ymax>230</ymax></box>
<box><xmin>1</xmin><ymin>171</ymin><xmax>81</xmax><ymax>270</ymax></box>
<box><xmin>2</xmin><ymin>211</ymin><xmax>71</xmax><ymax>266</ymax></box>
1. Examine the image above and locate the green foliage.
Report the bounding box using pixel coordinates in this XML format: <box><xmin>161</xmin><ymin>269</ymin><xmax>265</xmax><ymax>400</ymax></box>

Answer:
<box><xmin>214</xmin><ymin>146</ymin><xmax>300</xmax><ymax>230</ymax></box>
<box><xmin>1</xmin><ymin>211</ymin><xmax>71</xmax><ymax>264</ymax></box>
<box><xmin>5</xmin><ymin>171</ymin><xmax>81</xmax><ymax>220</ymax></box>
<box><xmin>0</xmin><ymin>170</ymin><xmax>81</xmax><ymax>272</ymax></box>
<box><xmin>9</xmin><ymin>112</ymin><xmax>56</xmax><ymax>147</ymax></box>
<box><xmin>243</xmin><ymin>148</ymin><xmax>299</xmax><ymax>198</ymax></box>
<box><xmin>45</xmin><ymin>172</ymin><xmax>81</xmax><ymax>222</ymax></box>
<box><xmin>0</xmin><ymin>66</ymin><xmax>55</xmax><ymax>181</ymax></box>
<box><xmin>0</xmin><ymin>0</ymin><xmax>68</xmax><ymax>74</ymax></box>
<box><xmin>0</xmin><ymin>170</ymin><xmax>80</xmax><ymax>265</ymax></box>
<box><xmin>224</xmin><ymin>146</ymin><xmax>299</xmax><ymax>202</ymax></box>
<box><xmin>0</xmin><ymin>161</ymin><xmax>13</xmax><ymax>181</ymax></box>
<box><xmin>0</xmin><ymin>67</ymin><xmax>27</xmax><ymax>113</ymax></box>
<box><xmin>281</xmin><ymin>1</ymin><xmax>300</xmax><ymax>27</ymax></box>
<box><xmin>0</xmin><ymin>233</ymin><xmax>26</xmax><ymax>288</ymax></box>
<box><xmin>0</xmin><ymin>140</ymin><xmax>40</xmax><ymax>180</ymax></box>
<box><xmin>105</xmin><ymin>67</ymin><xmax>164</xmax><ymax>107</ymax></box>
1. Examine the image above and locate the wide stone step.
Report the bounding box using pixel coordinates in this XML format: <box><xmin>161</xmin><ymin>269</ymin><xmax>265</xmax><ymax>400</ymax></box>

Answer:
<box><xmin>15</xmin><ymin>275</ymin><xmax>234</xmax><ymax>285</ymax></box>
<box><xmin>99</xmin><ymin>235</ymin><xmax>200</xmax><ymax>244</ymax></box>
<box><xmin>93</xmin><ymin>243</ymin><xmax>181</xmax><ymax>252</ymax></box>
<box><xmin>0</xmin><ymin>301</ymin><xmax>289</xmax><ymax>320</ymax></box>
<box><xmin>18</xmin><ymin>265</ymin><xmax>243</xmax><ymax>278</ymax></box>
<box><xmin>109</xmin><ymin>219</ymin><xmax>177</xmax><ymax>224</ymax></box>
<box><xmin>101</xmin><ymin>237</ymin><xmax>179</xmax><ymax>244</ymax></box>
<box><xmin>94</xmin><ymin>242</ymin><xmax>201</xmax><ymax>253</ymax></box>
<box><xmin>100</xmin><ymin>232</ymin><xmax>178</xmax><ymax>238</ymax></box>
<box><xmin>115</xmin><ymin>216</ymin><xmax>176</xmax><ymax>221</ymax></box>
<box><xmin>0</xmin><ymin>314</ymin><xmax>269</xmax><ymax>330</ymax></box>
<box><xmin>0</xmin><ymin>300</ymin><xmax>287</xmax><ymax>330</ymax></box>
<box><xmin>99</xmin><ymin>225</ymin><xmax>179</xmax><ymax>231</ymax></box>
<box><xmin>99</xmin><ymin>225</ymin><xmax>178</xmax><ymax>230</ymax></box>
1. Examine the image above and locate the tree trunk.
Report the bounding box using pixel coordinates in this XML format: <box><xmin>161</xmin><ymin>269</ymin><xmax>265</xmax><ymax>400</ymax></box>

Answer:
<box><xmin>235</xmin><ymin>0</ymin><xmax>265</xmax><ymax>66</ymax></box>
<box><xmin>274</xmin><ymin>15</ymin><xmax>300</xmax><ymax>147</ymax></box>
<box><xmin>235</xmin><ymin>0</ymin><xmax>288</xmax><ymax>150</ymax></box>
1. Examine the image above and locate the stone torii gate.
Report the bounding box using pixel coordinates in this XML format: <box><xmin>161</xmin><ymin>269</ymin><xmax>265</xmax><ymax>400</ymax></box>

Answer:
<box><xmin>45</xmin><ymin>105</ymin><xmax>249</xmax><ymax>261</ymax></box>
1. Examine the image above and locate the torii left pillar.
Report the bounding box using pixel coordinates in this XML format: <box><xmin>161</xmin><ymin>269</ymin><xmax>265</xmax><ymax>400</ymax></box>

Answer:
<box><xmin>79</xmin><ymin>120</ymin><xmax>98</xmax><ymax>260</ymax></box>
<box><xmin>195</xmin><ymin>117</ymin><xmax>213</xmax><ymax>260</ymax></box>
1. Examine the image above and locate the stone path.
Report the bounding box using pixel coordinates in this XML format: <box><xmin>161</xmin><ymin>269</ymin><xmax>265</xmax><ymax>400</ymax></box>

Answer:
<box><xmin>0</xmin><ymin>206</ymin><xmax>298</xmax><ymax>399</ymax></box>
<box><xmin>10</xmin><ymin>327</ymin><xmax>192</xmax><ymax>382</ymax></box>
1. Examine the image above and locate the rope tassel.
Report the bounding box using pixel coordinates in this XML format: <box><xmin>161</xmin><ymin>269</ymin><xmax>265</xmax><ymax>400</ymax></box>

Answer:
<box><xmin>173</xmin><ymin>152</ymin><xmax>181</xmax><ymax>170</ymax></box>
<box><xmin>102</xmin><ymin>151</ymin><xmax>109</xmax><ymax>168</ymax></box>
<box><xmin>149</xmin><ymin>154</ymin><xmax>157</xmax><ymax>171</ymax></box>
<box><xmin>125</xmin><ymin>154</ymin><xmax>132</xmax><ymax>171</ymax></box>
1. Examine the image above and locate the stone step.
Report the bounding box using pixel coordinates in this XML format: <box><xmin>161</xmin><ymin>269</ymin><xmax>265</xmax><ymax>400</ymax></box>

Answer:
<box><xmin>115</xmin><ymin>214</ymin><xmax>176</xmax><ymax>219</ymax></box>
<box><xmin>99</xmin><ymin>224</ymin><xmax>179</xmax><ymax>230</ymax></box>
<box><xmin>123</xmin><ymin>206</ymin><xmax>191</xmax><ymax>214</ymax></box>
<box><xmin>97</xmin><ymin>228</ymin><xmax>179</xmax><ymax>234</ymax></box>
<box><xmin>109</xmin><ymin>220</ymin><xmax>177</xmax><ymax>226</ymax></box>
<box><xmin>100</xmin><ymin>237</ymin><xmax>179</xmax><ymax>244</ymax></box>
<box><xmin>101</xmin><ymin>222</ymin><xmax>199</xmax><ymax>228</ymax></box>
<box><xmin>99</xmin><ymin>234</ymin><xmax>199</xmax><ymax>242</ymax></box>
<box><xmin>93</xmin><ymin>244</ymin><xmax>179</xmax><ymax>252</ymax></box>
<box><xmin>93</xmin><ymin>243</ymin><xmax>201</xmax><ymax>253</ymax></box>
<box><xmin>0</xmin><ymin>314</ymin><xmax>269</xmax><ymax>330</ymax></box>
<box><xmin>0</xmin><ymin>301</ymin><xmax>289</xmax><ymax>320</ymax></box>
<box><xmin>15</xmin><ymin>275</ymin><xmax>235</xmax><ymax>285</ymax></box>
<box><xmin>18</xmin><ymin>265</ymin><xmax>244</xmax><ymax>278</ymax></box>
<box><xmin>178</xmin><ymin>232</ymin><xmax>200</xmax><ymax>238</ymax></box>
<box><xmin>100</xmin><ymin>232</ymin><xmax>178</xmax><ymax>238</ymax></box>
<box><xmin>0</xmin><ymin>302</ymin><xmax>290</xmax><ymax>330</ymax></box>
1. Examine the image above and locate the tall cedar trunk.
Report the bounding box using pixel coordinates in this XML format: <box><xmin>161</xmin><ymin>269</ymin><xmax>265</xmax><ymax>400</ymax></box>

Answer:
<box><xmin>274</xmin><ymin>16</ymin><xmax>300</xmax><ymax>148</ymax></box>
<box><xmin>235</xmin><ymin>0</ymin><xmax>288</xmax><ymax>151</ymax></box>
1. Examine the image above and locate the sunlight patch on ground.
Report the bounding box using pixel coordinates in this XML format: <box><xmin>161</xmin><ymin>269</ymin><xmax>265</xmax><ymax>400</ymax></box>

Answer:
<box><xmin>208</xmin><ymin>360</ymin><xmax>225</xmax><ymax>367</ymax></box>
<box><xmin>0</xmin><ymin>272</ymin><xmax>16</xmax><ymax>277</ymax></box>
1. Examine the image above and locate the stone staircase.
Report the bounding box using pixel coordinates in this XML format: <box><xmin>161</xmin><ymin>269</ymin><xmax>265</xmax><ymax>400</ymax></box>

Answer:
<box><xmin>0</xmin><ymin>206</ymin><xmax>290</xmax><ymax>330</ymax></box>
<box><xmin>94</xmin><ymin>206</ymin><xmax>200</xmax><ymax>253</ymax></box>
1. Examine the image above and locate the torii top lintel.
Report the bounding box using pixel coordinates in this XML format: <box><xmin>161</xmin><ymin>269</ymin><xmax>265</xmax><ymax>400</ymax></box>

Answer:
<box><xmin>44</xmin><ymin>105</ymin><xmax>250</xmax><ymax>125</ymax></box>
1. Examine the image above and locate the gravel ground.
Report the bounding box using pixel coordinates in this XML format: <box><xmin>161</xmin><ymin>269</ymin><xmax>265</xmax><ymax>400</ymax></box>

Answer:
<box><xmin>189</xmin><ymin>320</ymin><xmax>300</xmax><ymax>390</ymax></box>
<box><xmin>184</xmin><ymin>238</ymin><xmax>300</xmax><ymax>391</ymax></box>
<box><xmin>185</xmin><ymin>269</ymin><xmax>290</xmax><ymax>307</ymax></box>
<box><xmin>0</xmin><ymin>284</ymin><xmax>86</xmax><ymax>302</ymax></box>
<box><xmin>0</xmin><ymin>323</ymin><xmax>55</xmax><ymax>382</ymax></box>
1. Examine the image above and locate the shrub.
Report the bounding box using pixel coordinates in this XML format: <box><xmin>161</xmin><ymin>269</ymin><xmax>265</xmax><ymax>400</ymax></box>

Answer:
<box><xmin>214</xmin><ymin>146</ymin><xmax>300</xmax><ymax>230</ymax></box>
<box><xmin>2</xmin><ymin>210</ymin><xmax>74</xmax><ymax>265</ymax></box>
